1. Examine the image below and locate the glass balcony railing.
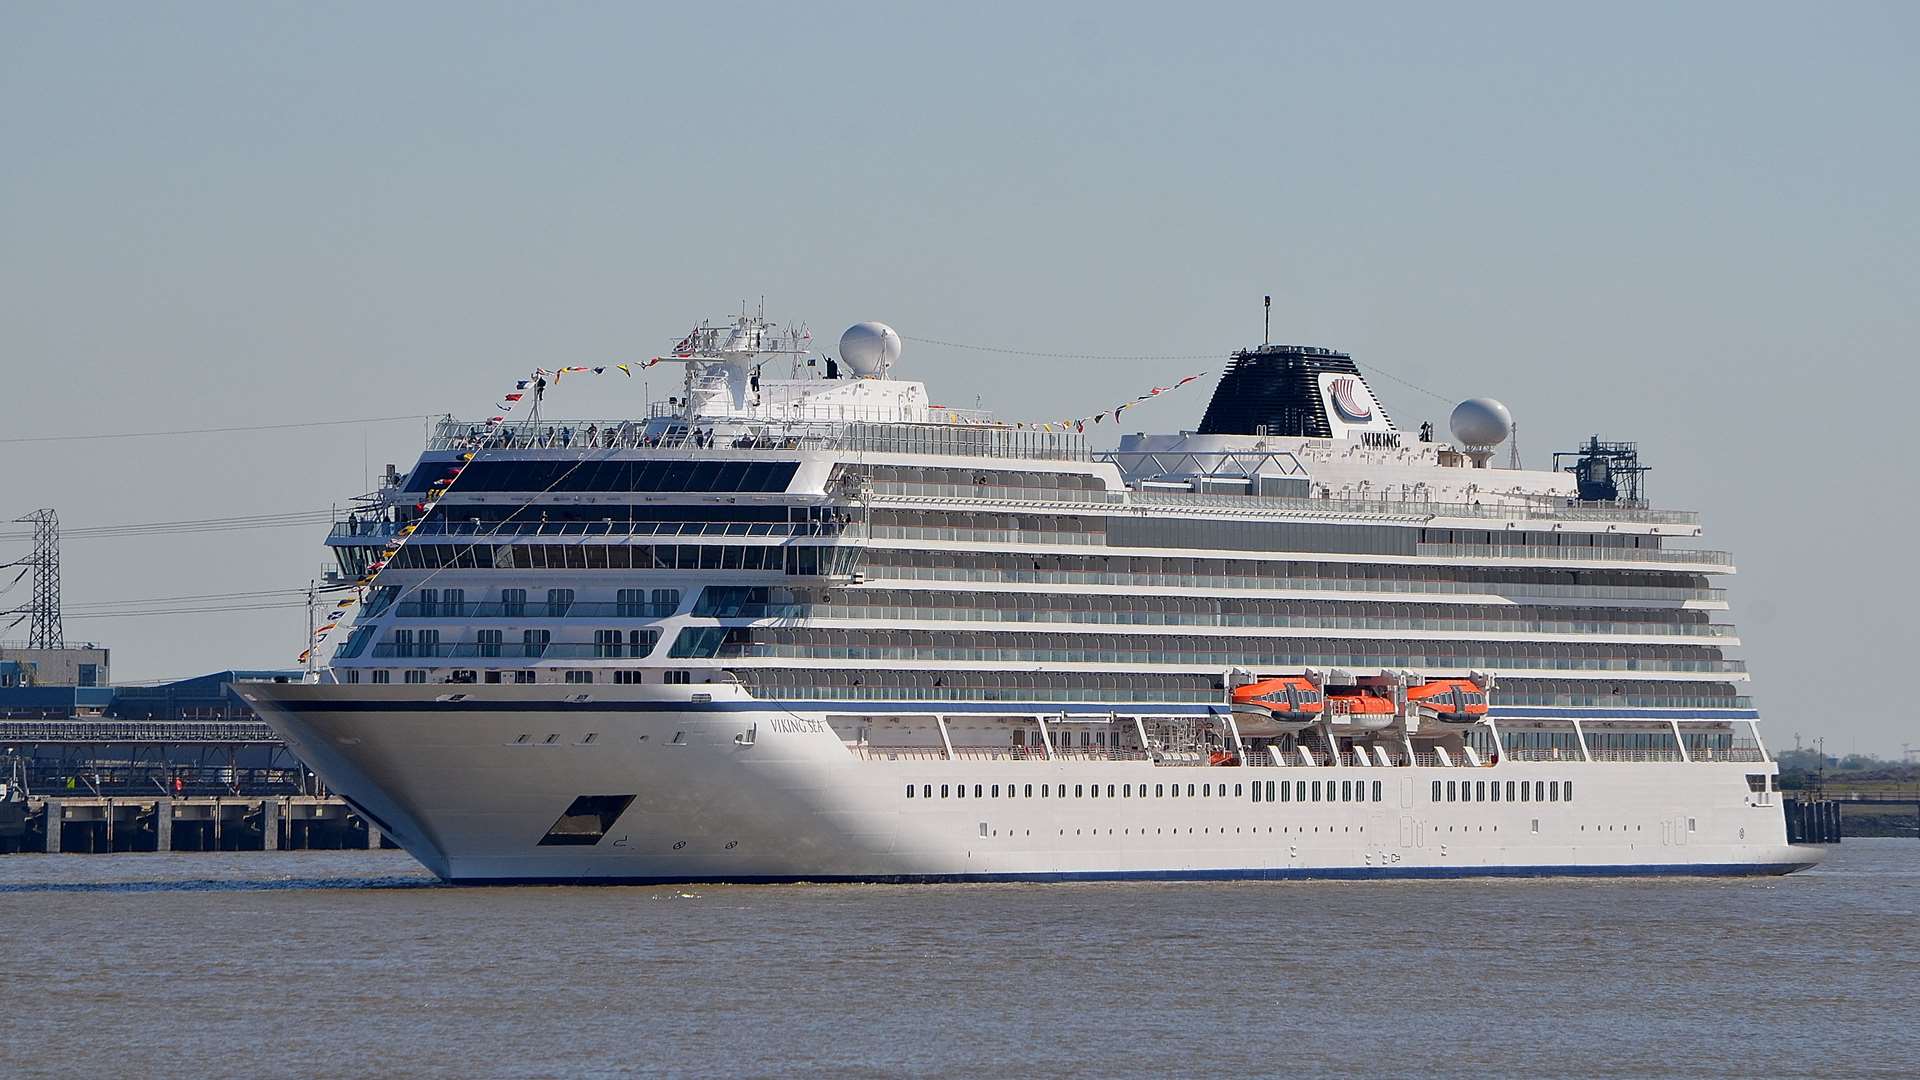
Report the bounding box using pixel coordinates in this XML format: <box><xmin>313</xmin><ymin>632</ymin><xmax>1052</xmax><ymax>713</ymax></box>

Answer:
<box><xmin>864</xmin><ymin>564</ymin><xmax>1728</xmax><ymax>605</ymax></box>
<box><xmin>1415</xmin><ymin>543</ymin><xmax>1732</xmax><ymax>567</ymax></box>
<box><xmin>392</xmin><ymin>601</ymin><xmax>677</xmax><ymax>619</ymax></box>
<box><xmin>369</xmin><ymin>640</ymin><xmax>658</xmax><ymax>660</ymax></box>
<box><xmin>412</xmin><ymin>519</ymin><xmax>848</xmax><ymax>539</ymax></box>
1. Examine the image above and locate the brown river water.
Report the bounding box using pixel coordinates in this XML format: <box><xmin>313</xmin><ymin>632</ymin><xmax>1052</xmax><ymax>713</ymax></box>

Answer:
<box><xmin>0</xmin><ymin>840</ymin><xmax>1915</xmax><ymax>1079</ymax></box>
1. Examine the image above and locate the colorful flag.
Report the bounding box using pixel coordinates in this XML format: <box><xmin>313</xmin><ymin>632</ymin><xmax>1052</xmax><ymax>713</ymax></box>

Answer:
<box><xmin>616</xmin><ymin>363</ymin><xmax>631</xmax><ymax>377</ymax></box>
<box><xmin>503</xmin><ymin>392</ymin><xmax>523</xmax><ymax>402</ymax></box>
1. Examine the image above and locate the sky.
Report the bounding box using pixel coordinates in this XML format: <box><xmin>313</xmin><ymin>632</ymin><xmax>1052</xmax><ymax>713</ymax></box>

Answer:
<box><xmin>0</xmin><ymin>2</ymin><xmax>1913</xmax><ymax>755</ymax></box>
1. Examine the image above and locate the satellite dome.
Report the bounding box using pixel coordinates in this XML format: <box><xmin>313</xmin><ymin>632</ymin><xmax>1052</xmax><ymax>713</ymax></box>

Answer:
<box><xmin>839</xmin><ymin>322</ymin><xmax>901</xmax><ymax>378</ymax></box>
<box><xmin>1449</xmin><ymin>398</ymin><xmax>1513</xmax><ymax>448</ymax></box>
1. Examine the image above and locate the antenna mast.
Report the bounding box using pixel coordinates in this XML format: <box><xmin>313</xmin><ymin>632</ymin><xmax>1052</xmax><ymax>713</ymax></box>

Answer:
<box><xmin>1263</xmin><ymin>295</ymin><xmax>1272</xmax><ymax>346</ymax></box>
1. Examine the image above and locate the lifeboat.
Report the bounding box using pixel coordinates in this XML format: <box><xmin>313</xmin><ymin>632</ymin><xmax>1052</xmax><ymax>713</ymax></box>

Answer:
<box><xmin>1324</xmin><ymin>688</ymin><xmax>1396</xmax><ymax>730</ymax></box>
<box><xmin>1405</xmin><ymin>678</ymin><xmax>1489</xmax><ymax>724</ymax></box>
<box><xmin>1230</xmin><ymin>676</ymin><xmax>1322</xmax><ymax>736</ymax></box>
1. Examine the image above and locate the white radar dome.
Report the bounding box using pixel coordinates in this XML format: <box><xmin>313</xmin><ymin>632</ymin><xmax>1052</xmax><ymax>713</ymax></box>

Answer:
<box><xmin>839</xmin><ymin>321</ymin><xmax>901</xmax><ymax>378</ymax></box>
<box><xmin>1449</xmin><ymin>397</ymin><xmax>1513</xmax><ymax>448</ymax></box>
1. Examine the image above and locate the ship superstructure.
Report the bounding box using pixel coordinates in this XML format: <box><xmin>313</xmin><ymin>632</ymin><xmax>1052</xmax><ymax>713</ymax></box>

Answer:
<box><xmin>241</xmin><ymin>312</ymin><xmax>1816</xmax><ymax>883</ymax></box>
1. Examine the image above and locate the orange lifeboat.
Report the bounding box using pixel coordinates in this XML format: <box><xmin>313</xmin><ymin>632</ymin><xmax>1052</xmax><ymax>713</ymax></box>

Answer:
<box><xmin>1230</xmin><ymin>676</ymin><xmax>1322</xmax><ymax>736</ymax></box>
<box><xmin>1324</xmin><ymin>688</ymin><xmax>1396</xmax><ymax>730</ymax></box>
<box><xmin>1405</xmin><ymin>678</ymin><xmax>1489</xmax><ymax>723</ymax></box>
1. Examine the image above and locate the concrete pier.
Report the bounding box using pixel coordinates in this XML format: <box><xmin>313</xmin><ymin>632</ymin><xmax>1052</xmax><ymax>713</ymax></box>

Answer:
<box><xmin>16</xmin><ymin>795</ymin><xmax>397</xmax><ymax>855</ymax></box>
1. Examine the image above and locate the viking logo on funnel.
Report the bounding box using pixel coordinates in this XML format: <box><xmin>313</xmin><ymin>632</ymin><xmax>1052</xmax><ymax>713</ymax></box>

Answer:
<box><xmin>1328</xmin><ymin>376</ymin><xmax>1373</xmax><ymax>423</ymax></box>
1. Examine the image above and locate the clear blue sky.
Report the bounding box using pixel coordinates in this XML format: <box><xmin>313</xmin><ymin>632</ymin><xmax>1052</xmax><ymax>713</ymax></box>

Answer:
<box><xmin>1</xmin><ymin>2</ymin><xmax>1913</xmax><ymax>754</ymax></box>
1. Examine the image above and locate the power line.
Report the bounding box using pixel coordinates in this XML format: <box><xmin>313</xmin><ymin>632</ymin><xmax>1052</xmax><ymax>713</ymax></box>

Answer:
<box><xmin>903</xmin><ymin>334</ymin><xmax>1218</xmax><ymax>362</ymax></box>
<box><xmin>65</xmin><ymin>587</ymin><xmax>310</xmax><ymax>610</ymax></box>
<box><xmin>0</xmin><ymin>414</ymin><xmax>432</xmax><ymax>445</ymax></box>
<box><xmin>905</xmin><ymin>334</ymin><xmax>1457</xmax><ymax>406</ymax></box>
<box><xmin>64</xmin><ymin>602</ymin><xmax>308</xmax><ymax>620</ymax></box>
<box><xmin>0</xmin><ymin>509</ymin><xmax>336</xmax><ymax>543</ymax></box>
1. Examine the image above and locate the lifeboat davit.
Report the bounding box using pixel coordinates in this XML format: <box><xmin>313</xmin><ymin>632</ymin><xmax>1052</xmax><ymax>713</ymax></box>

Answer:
<box><xmin>1325</xmin><ymin>688</ymin><xmax>1396</xmax><ymax>730</ymax></box>
<box><xmin>1405</xmin><ymin>678</ymin><xmax>1489</xmax><ymax>724</ymax></box>
<box><xmin>1230</xmin><ymin>676</ymin><xmax>1322</xmax><ymax>736</ymax></box>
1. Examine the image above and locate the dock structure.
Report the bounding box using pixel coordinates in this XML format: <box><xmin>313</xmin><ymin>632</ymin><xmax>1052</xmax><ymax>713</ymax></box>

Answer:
<box><xmin>10</xmin><ymin>795</ymin><xmax>395</xmax><ymax>855</ymax></box>
<box><xmin>0</xmin><ymin>682</ymin><xmax>415</xmax><ymax>856</ymax></box>
<box><xmin>1782</xmin><ymin>796</ymin><xmax>1844</xmax><ymax>845</ymax></box>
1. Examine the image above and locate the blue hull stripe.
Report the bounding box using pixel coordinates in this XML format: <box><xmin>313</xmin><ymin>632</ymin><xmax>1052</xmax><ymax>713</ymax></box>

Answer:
<box><xmin>448</xmin><ymin>860</ymin><xmax>1818</xmax><ymax>887</ymax></box>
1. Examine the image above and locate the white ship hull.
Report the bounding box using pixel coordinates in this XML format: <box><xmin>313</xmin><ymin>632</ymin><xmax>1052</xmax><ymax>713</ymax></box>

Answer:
<box><xmin>243</xmin><ymin>684</ymin><xmax>1818</xmax><ymax>884</ymax></box>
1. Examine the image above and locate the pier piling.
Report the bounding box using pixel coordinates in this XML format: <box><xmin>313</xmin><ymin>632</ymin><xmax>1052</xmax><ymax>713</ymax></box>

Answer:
<box><xmin>11</xmin><ymin>795</ymin><xmax>383</xmax><ymax>856</ymax></box>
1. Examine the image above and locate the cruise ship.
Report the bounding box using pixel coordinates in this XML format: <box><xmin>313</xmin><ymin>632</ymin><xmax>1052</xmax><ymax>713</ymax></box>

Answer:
<box><xmin>240</xmin><ymin>310</ymin><xmax>1820</xmax><ymax>883</ymax></box>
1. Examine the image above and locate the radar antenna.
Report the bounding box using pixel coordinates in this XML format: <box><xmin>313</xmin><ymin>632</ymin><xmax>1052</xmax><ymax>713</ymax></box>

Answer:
<box><xmin>1553</xmin><ymin>436</ymin><xmax>1649</xmax><ymax>505</ymax></box>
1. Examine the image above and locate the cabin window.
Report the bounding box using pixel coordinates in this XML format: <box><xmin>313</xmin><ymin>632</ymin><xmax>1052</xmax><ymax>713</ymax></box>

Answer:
<box><xmin>1106</xmin><ymin>785</ymin><xmax>1115</xmax><ymax>798</ymax></box>
<box><xmin>1433</xmin><ymin>780</ymin><xmax>1443</xmax><ymax>802</ymax></box>
<box><xmin>1266</xmin><ymin>781</ymin><xmax>1276</xmax><ymax>802</ymax></box>
<box><xmin>1549</xmin><ymin>782</ymin><xmax>1559</xmax><ymax>802</ymax></box>
<box><xmin>1342</xmin><ymin>781</ymin><xmax>1352</xmax><ymax>802</ymax></box>
<box><xmin>1296</xmin><ymin>781</ymin><xmax>1306</xmax><ymax>802</ymax></box>
<box><xmin>1535</xmin><ymin>781</ymin><xmax>1546</xmax><ymax>802</ymax></box>
<box><xmin>1279</xmin><ymin>782</ymin><xmax>1290</xmax><ymax>803</ymax></box>
<box><xmin>956</xmin><ymin>785</ymin><xmax>966</xmax><ymax>799</ymax></box>
<box><xmin>1187</xmin><ymin>784</ymin><xmax>1196</xmax><ymax>797</ymax></box>
<box><xmin>1123</xmin><ymin>784</ymin><xmax>1132</xmax><ymax>797</ymax></box>
<box><xmin>1565</xmin><ymin>781</ymin><xmax>1574</xmax><ymax>802</ymax></box>
<box><xmin>992</xmin><ymin>785</ymin><xmax>1000</xmax><ymax>797</ymax></box>
<box><xmin>1074</xmin><ymin>785</ymin><xmax>1084</xmax><ymax>798</ymax></box>
<box><xmin>923</xmin><ymin>785</ymin><xmax>932</xmax><ymax>798</ymax></box>
<box><xmin>1506</xmin><ymin>781</ymin><xmax>1516</xmax><ymax>801</ymax></box>
<box><xmin>1253</xmin><ymin>783</ymin><xmax>1263</xmax><ymax>803</ymax></box>
<box><xmin>1155</xmin><ymin>785</ymin><xmax>1164</xmax><ymax>797</ymax></box>
<box><xmin>906</xmin><ymin>785</ymin><xmax>915</xmax><ymax>799</ymax></box>
<box><xmin>940</xmin><ymin>785</ymin><xmax>949</xmax><ymax>798</ymax></box>
<box><xmin>1372</xmin><ymin>780</ymin><xmax>1382</xmax><ymax>802</ymax></box>
<box><xmin>1491</xmin><ymin>782</ymin><xmax>1502</xmax><ymax>802</ymax></box>
<box><xmin>1025</xmin><ymin>785</ymin><xmax>1033</xmax><ymax>797</ymax></box>
<box><xmin>1235</xmin><ymin>784</ymin><xmax>1243</xmax><ymax>797</ymax></box>
<box><xmin>1476</xmin><ymin>781</ymin><xmax>1486</xmax><ymax>801</ymax></box>
<box><xmin>1519</xmin><ymin>782</ymin><xmax>1530</xmax><ymax>803</ymax></box>
<box><xmin>1447</xmin><ymin>781</ymin><xmax>1457</xmax><ymax>802</ymax></box>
